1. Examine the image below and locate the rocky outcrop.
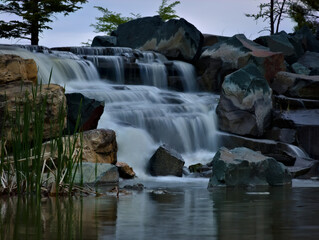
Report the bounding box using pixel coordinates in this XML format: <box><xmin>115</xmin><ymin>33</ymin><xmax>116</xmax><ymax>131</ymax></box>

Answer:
<box><xmin>254</xmin><ymin>31</ymin><xmax>304</xmax><ymax>64</ymax></box>
<box><xmin>148</xmin><ymin>145</ymin><xmax>185</xmax><ymax>177</ymax></box>
<box><xmin>0</xmin><ymin>81</ymin><xmax>66</xmax><ymax>146</ymax></box>
<box><xmin>272</xmin><ymin>72</ymin><xmax>319</xmax><ymax>99</ymax></box>
<box><xmin>72</xmin><ymin>162</ymin><xmax>119</xmax><ymax>185</ymax></box>
<box><xmin>216</xmin><ymin>64</ymin><xmax>273</xmax><ymax>137</ymax></box>
<box><xmin>0</xmin><ymin>54</ymin><xmax>37</xmax><ymax>84</ymax></box>
<box><xmin>208</xmin><ymin>147</ymin><xmax>292</xmax><ymax>187</ymax></box>
<box><xmin>66</xmin><ymin>93</ymin><xmax>104</xmax><ymax>133</ymax></box>
<box><xmin>198</xmin><ymin>34</ymin><xmax>285</xmax><ymax>92</ymax></box>
<box><xmin>91</xmin><ymin>36</ymin><xmax>117</xmax><ymax>47</ymax></box>
<box><xmin>116</xmin><ymin>162</ymin><xmax>136</xmax><ymax>179</ymax></box>
<box><xmin>112</xmin><ymin>16</ymin><xmax>203</xmax><ymax>62</ymax></box>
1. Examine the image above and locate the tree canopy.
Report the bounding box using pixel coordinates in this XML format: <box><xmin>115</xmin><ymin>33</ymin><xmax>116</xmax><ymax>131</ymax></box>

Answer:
<box><xmin>0</xmin><ymin>0</ymin><xmax>87</xmax><ymax>45</ymax></box>
<box><xmin>246</xmin><ymin>0</ymin><xmax>318</xmax><ymax>35</ymax></box>
<box><xmin>91</xmin><ymin>0</ymin><xmax>181</xmax><ymax>35</ymax></box>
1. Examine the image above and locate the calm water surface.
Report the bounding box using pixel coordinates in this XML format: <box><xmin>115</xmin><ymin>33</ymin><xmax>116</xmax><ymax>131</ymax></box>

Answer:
<box><xmin>1</xmin><ymin>179</ymin><xmax>319</xmax><ymax>240</ymax></box>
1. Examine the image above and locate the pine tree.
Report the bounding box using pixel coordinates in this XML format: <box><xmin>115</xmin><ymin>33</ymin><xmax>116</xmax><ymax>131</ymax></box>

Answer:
<box><xmin>0</xmin><ymin>0</ymin><xmax>87</xmax><ymax>45</ymax></box>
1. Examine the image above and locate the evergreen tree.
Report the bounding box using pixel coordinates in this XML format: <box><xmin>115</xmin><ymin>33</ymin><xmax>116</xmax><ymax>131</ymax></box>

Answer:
<box><xmin>157</xmin><ymin>0</ymin><xmax>181</xmax><ymax>21</ymax></box>
<box><xmin>0</xmin><ymin>0</ymin><xmax>87</xmax><ymax>45</ymax></box>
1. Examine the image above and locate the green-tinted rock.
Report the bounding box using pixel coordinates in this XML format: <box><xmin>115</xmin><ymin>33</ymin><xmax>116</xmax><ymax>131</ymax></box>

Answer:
<box><xmin>72</xmin><ymin>162</ymin><xmax>119</xmax><ymax>185</ymax></box>
<box><xmin>208</xmin><ymin>147</ymin><xmax>292</xmax><ymax>188</ymax></box>
<box><xmin>216</xmin><ymin>63</ymin><xmax>272</xmax><ymax>136</ymax></box>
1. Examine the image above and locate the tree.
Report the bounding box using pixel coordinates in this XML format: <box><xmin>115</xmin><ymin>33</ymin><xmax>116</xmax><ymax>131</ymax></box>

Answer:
<box><xmin>0</xmin><ymin>0</ymin><xmax>87</xmax><ymax>45</ymax></box>
<box><xmin>246</xmin><ymin>0</ymin><xmax>290</xmax><ymax>35</ymax></box>
<box><xmin>91</xmin><ymin>0</ymin><xmax>181</xmax><ymax>35</ymax></box>
<box><xmin>289</xmin><ymin>0</ymin><xmax>319</xmax><ymax>33</ymax></box>
<box><xmin>157</xmin><ymin>0</ymin><xmax>181</xmax><ymax>21</ymax></box>
<box><xmin>90</xmin><ymin>7</ymin><xmax>141</xmax><ymax>35</ymax></box>
<box><xmin>247</xmin><ymin>0</ymin><xmax>319</xmax><ymax>35</ymax></box>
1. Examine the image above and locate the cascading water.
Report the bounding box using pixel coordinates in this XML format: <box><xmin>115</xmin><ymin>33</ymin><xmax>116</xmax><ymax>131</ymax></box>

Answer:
<box><xmin>0</xmin><ymin>44</ymin><xmax>217</xmax><ymax>177</ymax></box>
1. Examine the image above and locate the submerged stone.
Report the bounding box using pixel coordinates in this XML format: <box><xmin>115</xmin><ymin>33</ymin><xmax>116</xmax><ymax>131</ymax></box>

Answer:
<box><xmin>208</xmin><ymin>147</ymin><xmax>292</xmax><ymax>187</ymax></box>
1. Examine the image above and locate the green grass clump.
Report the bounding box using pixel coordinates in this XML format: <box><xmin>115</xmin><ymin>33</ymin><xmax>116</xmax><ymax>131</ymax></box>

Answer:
<box><xmin>0</xmin><ymin>79</ymin><xmax>85</xmax><ymax>197</ymax></box>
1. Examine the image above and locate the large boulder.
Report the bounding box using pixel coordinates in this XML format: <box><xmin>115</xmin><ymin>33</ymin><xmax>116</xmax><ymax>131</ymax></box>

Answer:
<box><xmin>66</xmin><ymin>93</ymin><xmax>104</xmax><ymax>133</ymax></box>
<box><xmin>91</xmin><ymin>36</ymin><xmax>117</xmax><ymax>47</ymax></box>
<box><xmin>148</xmin><ymin>145</ymin><xmax>185</xmax><ymax>177</ymax></box>
<box><xmin>208</xmin><ymin>147</ymin><xmax>292</xmax><ymax>187</ymax></box>
<box><xmin>0</xmin><ymin>81</ymin><xmax>66</xmax><ymax>146</ymax></box>
<box><xmin>72</xmin><ymin>162</ymin><xmax>119</xmax><ymax>185</ymax></box>
<box><xmin>43</xmin><ymin>129</ymin><xmax>117</xmax><ymax>164</ymax></box>
<box><xmin>254</xmin><ymin>31</ymin><xmax>304</xmax><ymax>64</ymax></box>
<box><xmin>0</xmin><ymin>54</ymin><xmax>37</xmax><ymax>84</ymax></box>
<box><xmin>216</xmin><ymin>63</ymin><xmax>273</xmax><ymax>137</ymax></box>
<box><xmin>198</xmin><ymin>34</ymin><xmax>285</xmax><ymax>92</ymax></box>
<box><xmin>272</xmin><ymin>72</ymin><xmax>319</xmax><ymax>99</ymax></box>
<box><xmin>112</xmin><ymin>16</ymin><xmax>203</xmax><ymax>62</ymax></box>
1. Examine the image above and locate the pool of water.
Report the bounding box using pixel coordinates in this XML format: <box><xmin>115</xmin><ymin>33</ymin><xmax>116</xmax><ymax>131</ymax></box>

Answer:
<box><xmin>1</xmin><ymin>179</ymin><xmax>319</xmax><ymax>240</ymax></box>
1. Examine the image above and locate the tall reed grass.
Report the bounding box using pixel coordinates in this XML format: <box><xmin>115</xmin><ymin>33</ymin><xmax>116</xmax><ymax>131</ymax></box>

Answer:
<box><xmin>0</xmin><ymin>79</ymin><xmax>85</xmax><ymax>197</ymax></box>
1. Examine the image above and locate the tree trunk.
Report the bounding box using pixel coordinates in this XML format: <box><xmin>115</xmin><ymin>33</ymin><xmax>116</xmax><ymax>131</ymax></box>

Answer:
<box><xmin>270</xmin><ymin>0</ymin><xmax>275</xmax><ymax>35</ymax></box>
<box><xmin>30</xmin><ymin>0</ymin><xmax>39</xmax><ymax>45</ymax></box>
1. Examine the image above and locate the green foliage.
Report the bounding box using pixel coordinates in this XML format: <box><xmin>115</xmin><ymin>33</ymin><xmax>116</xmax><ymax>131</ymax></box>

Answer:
<box><xmin>246</xmin><ymin>0</ymin><xmax>290</xmax><ymax>35</ymax></box>
<box><xmin>289</xmin><ymin>0</ymin><xmax>319</xmax><ymax>33</ymax></box>
<box><xmin>157</xmin><ymin>0</ymin><xmax>181</xmax><ymax>21</ymax></box>
<box><xmin>0</xmin><ymin>79</ymin><xmax>83</xmax><ymax>197</ymax></box>
<box><xmin>247</xmin><ymin>0</ymin><xmax>318</xmax><ymax>35</ymax></box>
<box><xmin>0</xmin><ymin>0</ymin><xmax>87</xmax><ymax>45</ymax></box>
<box><xmin>91</xmin><ymin>6</ymin><xmax>141</xmax><ymax>35</ymax></box>
<box><xmin>91</xmin><ymin>0</ymin><xmax>181</xmax><ymax>35</ymax></box>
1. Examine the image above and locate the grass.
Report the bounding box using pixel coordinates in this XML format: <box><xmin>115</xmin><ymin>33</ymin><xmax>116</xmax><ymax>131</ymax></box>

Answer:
<box><xmin>0</xmin><ymin>79</ymin><xmax>89</xmax><ymax>197</ymax></box>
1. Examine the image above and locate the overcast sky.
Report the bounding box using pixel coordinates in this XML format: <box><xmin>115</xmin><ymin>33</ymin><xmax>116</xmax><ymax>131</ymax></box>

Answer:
<box><xmin>0</xmin><ymin>0</ymin><xmax>295</xmax><ymax>47</ymax></box>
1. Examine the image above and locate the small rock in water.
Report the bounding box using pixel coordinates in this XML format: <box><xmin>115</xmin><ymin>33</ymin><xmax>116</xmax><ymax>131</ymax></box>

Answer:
<box><xmin>311</xmin><ymin>177</ymin><xmax>319</xmax><ymax>181</ymax></box>
<box><xmin>151</xmin><ymin>189</ymin><xmax>168</xmax><ymax>195</ymax></box>
<box><xmin>123</xmin><ymin>183</ymin><xmax>144</xmax><ymax>191</ymax></box>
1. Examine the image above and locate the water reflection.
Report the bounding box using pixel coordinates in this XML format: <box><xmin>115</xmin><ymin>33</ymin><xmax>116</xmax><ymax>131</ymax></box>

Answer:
<box><xmin>1</xmin><ymin>184</ymin><xmax>319</xmax><ymax>240</ymax></box>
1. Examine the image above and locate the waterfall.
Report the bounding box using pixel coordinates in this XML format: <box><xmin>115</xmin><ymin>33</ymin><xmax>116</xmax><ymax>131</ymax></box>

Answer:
<box><xmin>173</xmin><ymin>61</ymin><xmax>198</xmax><ymax>92</ymax></box>
<box><xmin>1</xmin><ymin>44</ymin><xmax>218</xmax><ymax>177</ymax></box>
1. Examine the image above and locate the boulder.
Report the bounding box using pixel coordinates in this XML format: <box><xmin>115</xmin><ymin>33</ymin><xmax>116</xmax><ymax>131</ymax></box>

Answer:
<box><xmin>216</xmin><ymin>63</ymin><xmax>273</xmax><ymax>137</ymax></box>
<box><xmin>272</xmin><ymin>72</ymin><xmax>319</xmax><ymax>99</ymax></box>
<box><xmin>66</xmin><ymin>93</ymin><xmax>104</xmax><ymax>133</ymax></box>
<box><xmin>91</xmin><ymin>36</ymin><xmax>117</xmax><ymax>47</ymax></box>
<box><xmin>202</xmin><ymin>34</ymin><xmax>229</xmax><ymax>48</ymax></box>
<box><xmin>148</xmin><ymin>145</ymin><xmax>185</xmax><ymax>177</ymax></box>
<box><xmin>293</xmin><ymin>26</ymin><xmax>319</xmax><ymax>53</ymax></box>
<box><xmin>273</xmin><ymin>109</ymin><xmax>319</xmax><ymax>160</ymax></box>
<box><xmin>254</xmin><ymin>31</ymin><xmax>304</xmax><ymax>64</ymax></box>
<box><xmin>198</xmin><ymin>34</ymin><xmax>285</xmax><ymax>92</ymax></box>
<box><xmin>43</xmin><ymin>129</ymin><xmax>117</xmax><ymax>164</ymax></box>
<box><xmin>217</xmin><ymin>132</ymin><xmax>302</xmax><ymax>166</ymax></box>
<box><xmin>0</xmin><ymin>54</ymin><xmax>37</xmax><ymax>84</ymax></box>
<box><xmin>0</xmin><ymin>82</ymin><xmax>66</xmax><ymax>146</ymax></box>
<box><xmin>208</xmin><ymin>147</ymin><xmax>292</xmax><ymax>187</ymax></box>
<box><xmin>116</xmin><ymin>162</ymin><xmax>136</xmax><ymax>179</ymax></box>
<box><xmin>72</xmin><ymin>162</ymin><xmax>119</xmax><ymax>185</ymax></box>
<box><xmin>296</xmin><ymin>51</ymin><xmax>319</xmax><ymax>75</ymax></box>
<box><xmin>112</xmin><ymin>16</ymin><xmax>203</xmax><ymax>62</ymax></box>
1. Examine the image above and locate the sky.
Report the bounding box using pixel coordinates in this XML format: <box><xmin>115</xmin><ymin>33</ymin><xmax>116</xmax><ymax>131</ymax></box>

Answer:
<box><xmin>0</xmin><ymin>0</ymin><xmax>295</xmax><ymax>47</ymax></box>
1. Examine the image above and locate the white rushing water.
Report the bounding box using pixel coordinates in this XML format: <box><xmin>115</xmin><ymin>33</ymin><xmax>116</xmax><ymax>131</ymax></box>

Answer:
<box><xmin>0</xmin><ymin>44</ymin><xmax>218</xmax><ymax>177</ymax></box>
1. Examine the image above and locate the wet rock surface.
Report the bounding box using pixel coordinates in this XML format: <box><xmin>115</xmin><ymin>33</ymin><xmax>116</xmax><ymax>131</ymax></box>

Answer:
<box><xmin>216</xmin><ymin>64</ymin><xmax>272</xmax><ymax>136</ymax></box>
<box><xmin>148</xmin><ymin>145</ymin><xmax>185</xmax><ymax>177</ymax></box>
<box><xmin>208</xmin><ymin>147</ymin><xmax>292</xmax><ymax>187</ymax></box>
